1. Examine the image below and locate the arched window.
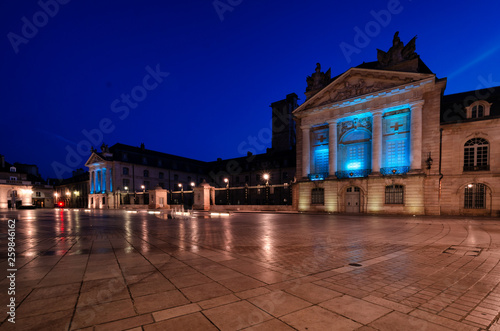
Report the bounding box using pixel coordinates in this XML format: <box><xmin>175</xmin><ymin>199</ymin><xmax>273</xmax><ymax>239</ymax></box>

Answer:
<box><xmin>337</xmin><ymin>118</ymin><xmax>372</xmax><ymax>178</ymax></box>
<box><xmin>143</xmin><ymin>170</ymin><xmax>149</xmax><ymax>177</ymax></box>
<box><xmin>472</xmin><ymin>105</ymin><xmax>484</xmax><ymax>118</ymax></box>
<box><xmin>464</xmin><ymin>183</ymin><xmax>486</xmax><ymax>209</ymax></box>
<box><xmin>311</xmin><ymin>188</ymin><xmax>324</xmax><ymax>205</ymax></box>
<box><xmin>466</xmin><ymin>101</ymin><xmax>491</xmax><ymax>119</ymax></box>
<box><xmin>464</xmin><ymin>138</ymin><xmax>489</xmax><ymax>171</ymax></box>
<box><xmin>385</xmin><ymin>185</ymin><xmax>404</xmax><ymax>204</ymax></box>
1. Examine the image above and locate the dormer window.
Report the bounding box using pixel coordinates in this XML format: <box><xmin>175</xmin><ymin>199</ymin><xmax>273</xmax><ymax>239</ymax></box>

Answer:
<box><xmin>466</xmin><ymin>101</ymin><xmax>491</xmax><ymax>119</ymax></box>
<box><xmin>9</xmin><ymin>167</ymin><xmax>16</xmax><ymax>172</ymax></box>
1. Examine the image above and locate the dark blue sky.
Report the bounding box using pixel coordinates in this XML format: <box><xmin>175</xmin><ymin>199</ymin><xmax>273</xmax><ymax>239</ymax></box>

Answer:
<box><xmin>1</xmin><ymin>0</ymin><xmax>500</xmax><ymax>179</ymax></box>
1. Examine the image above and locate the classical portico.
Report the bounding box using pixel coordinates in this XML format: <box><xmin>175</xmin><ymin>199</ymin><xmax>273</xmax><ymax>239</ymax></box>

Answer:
<box><xmin>85</xmin><ymin>146</ymin><xmax>116</xmax><ymax>209</ymax></box>
<box><xmin>293</xmin><ymin>33</ymin><xmax>445</xmax><ymax>215</ymax></box>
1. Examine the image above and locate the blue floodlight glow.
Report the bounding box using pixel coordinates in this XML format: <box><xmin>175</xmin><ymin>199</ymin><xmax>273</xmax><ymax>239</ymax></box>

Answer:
<box><xmin>346</xmin><ymin>162</ymin><xmax>361</xmax><ymax>170</ymax></box>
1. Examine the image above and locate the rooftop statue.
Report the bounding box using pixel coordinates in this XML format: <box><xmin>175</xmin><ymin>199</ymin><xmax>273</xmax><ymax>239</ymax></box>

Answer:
<box><xmin>305</xmin><ymin>63</ymin><xmax>331</xmax><ymax>99</ymax></box>
<box><xmin>377</xmin><ymin>32</ymin><xmax>418</xmax><ymax>67</ymax></box>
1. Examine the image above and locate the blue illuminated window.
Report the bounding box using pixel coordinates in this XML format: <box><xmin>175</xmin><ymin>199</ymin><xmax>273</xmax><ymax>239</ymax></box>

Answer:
<box><xmin>310</xmin><ymin>126</ymin><xmax>329</xmax><ymax>177</ymax></box>
<box><xmin>314</xmin><ymin>148</ymin><xmax>329</xmax><ymax>173</ymax></box>
<box><xmin>382</xmin><ymin>110</ymin><xmax>410</xmax><ymax>174</ymax></box>
<box><xmin>337</xmin><ymin>122</ymin><xmax>372</xmax><ymax>178</ymax></box>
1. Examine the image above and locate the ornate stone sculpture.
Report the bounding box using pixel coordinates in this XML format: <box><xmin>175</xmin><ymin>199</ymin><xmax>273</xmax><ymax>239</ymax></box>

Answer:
<box><xmin>331</xmin><ymin>78</ymin><xmax>386</xmax><ymax>102</ymax></box>
<box><xmin>100</xmin><ymin>143</ymin><xmax>109</xmax><ymax>153</ymax></box>
<box><xmin>377</xmin><ymin>32</ymin><xmax>418</xmax><ymax>67</ymax></box>
<box><xmin>305</xmin><ymin>63</ymin><xmax>332</xmax><ymax>100</ymax></box>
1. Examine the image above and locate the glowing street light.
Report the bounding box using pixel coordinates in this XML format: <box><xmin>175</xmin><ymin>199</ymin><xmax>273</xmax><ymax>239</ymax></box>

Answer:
<box><xmin>178</xmin><ymin>183</ymin><xmax>184</xmax><ymax>205</ymax></box>
<box><xmin>224</xmin><ymin>178</ymin><xmax>229</xmax><ymax>204</ymax></box>
<box><xmin>190</xmin><ymin>182</ymin><xmax>195</xmax><ymax>189</ymax></box>
<box><xmin>263</xmin><ymin>173</ymin><xmax>270</xmax><ymax>205</ymax></box>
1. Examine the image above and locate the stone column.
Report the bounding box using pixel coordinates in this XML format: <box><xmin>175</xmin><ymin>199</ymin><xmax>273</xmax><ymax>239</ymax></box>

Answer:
<box><xmin>328</xmin><ymin>120</ymin><xmax>337</xmax><ymax>176</ymax></box>
<box><xmin>104</xmin><ymin>168</ymin><xmax>108</xmax><ymax>193</ymax></box>
<box><xmin>109</xmin><ymin>168</ymin><xmax>113</xmax><ymax>192</ymax></box>
<box><xmin>301</xmin><ymin>126</ymin><xmax>311</xmax><ymax>178</ymax></box>
<box><xmin>95</xmin><ymin>170</ymin><xmax>100</xmax><ymax>193</ymax></box>
<box><xmin>371</xmin><ymin>112</ymin><xmax>383</xmax><ymax>173</ymax></box>
<box><xmin>410</xmin><ymin>101</ymin><xmax>424</xmax><ymax>171</ymax></box>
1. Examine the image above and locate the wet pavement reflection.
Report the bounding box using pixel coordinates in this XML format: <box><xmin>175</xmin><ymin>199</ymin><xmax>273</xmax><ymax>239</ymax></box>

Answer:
<box><xmin>0</xmin><ymin>209</ymin><xmax>499</xmax><ymax>330</ymax></box>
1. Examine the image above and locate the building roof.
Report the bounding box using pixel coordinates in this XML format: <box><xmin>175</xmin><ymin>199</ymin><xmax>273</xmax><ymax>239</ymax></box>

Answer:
<box><xmin>441</xmin><ymin>85</ymin><xmax>500</xmax><ymax>124</ymax></box>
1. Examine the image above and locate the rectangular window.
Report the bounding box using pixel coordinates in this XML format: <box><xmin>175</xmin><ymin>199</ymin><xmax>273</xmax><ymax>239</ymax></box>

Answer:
<box><xmin>464</xmin><ymin>147</ymin><xmax>474</xmax><ymax>167</ymax></box>
<box><xmin>311</xmin><ymin>188</ymin><xmax>324</xmax><ymax>205</ymax></box>
<box><xmin>36</xmin><ymin>192</ymin><xmax>41</xmax><ymax>197</ymax></box>
<box><xmin>144</xmin><ymin>181</ymin><xmax>150</xmax><ymax>190</ymax></box>
<box><xmin>123</xmin><ymin>179</ymin><xmax>130</xmax><ymax>189</ymax></box>
<box><xmin>314</xmin><ymin>148</ymin><xmax>329</xmax><ymax>173</ymax></box>
<box><xmin>311</xmin><ymin>127</ymin><xmax>329</xmax><ymax>174</ymax></box>
<box><xmin>382</xmin><ymin>110</ymin><xmax>410</xmax><ymax>170</ymax></box>
<box><xmin>464</xmin><ymin>184</ymin><xmax>486</xmax><ymax>209</ymax></box>
<box><xmin>159</xmin><ymin>172</ymin><xmax>164</xmax><ymax>179</ymax></box>
<box><xmin>477</xmin><ymin>146</ymin><xmax>488</xmax><ymax>166</ymax></box>
<box><xmin>385</xmin><ymin>185</ymin><xmax>404</xmax><ymax>204</ymax></box>
<box><xmin>123</xmin><ymin>167</ymin><xmax>129</xmax><ymax>175</ymax></box>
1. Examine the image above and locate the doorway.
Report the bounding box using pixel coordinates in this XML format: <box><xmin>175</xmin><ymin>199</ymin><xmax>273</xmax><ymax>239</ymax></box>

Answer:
<box><xmin>345</xmin><ymin>186</ymin><xmax>360</xmax><ymax>213</ymax></box>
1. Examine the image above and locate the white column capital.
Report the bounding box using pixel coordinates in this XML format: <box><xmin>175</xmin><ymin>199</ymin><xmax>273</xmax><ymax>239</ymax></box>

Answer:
<box><xmin>300</xmin><ymin>125</ymin><xmax>312</xmax><ymax>131</ymax></box>
<box><xmin>326</xmin><ymin>119</ymin><xmax>338</xmax><ymax>125</ymax></box>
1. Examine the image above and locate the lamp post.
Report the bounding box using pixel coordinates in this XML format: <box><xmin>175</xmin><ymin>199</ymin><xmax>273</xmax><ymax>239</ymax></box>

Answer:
<box><xmin>54</xmin><ymin>192</ymin><xmax>58</xmax><ymax>207</ymax></box>
<box><xmin>178</xmin><ymin>183</ymin><xmax>183</xmax><ymax>205</ymax></box>
<box><xmin>263</xmin><ymin>173</ymin><xmax>270</xmax><ymax>205</ymax></box>
<box><xmin>141</xmin><ymin>185</ymin><xmax>145</xmax><ymax>205</ymax></box>
<box><xmin>224</xmin><ymin>178</ymin><xmax>229</xmax><ymax>204</ymax></box>
<box><xmin>190</xmin><ymin>182</ymin><xmax>195</xmax><ymax>207</ymax></box>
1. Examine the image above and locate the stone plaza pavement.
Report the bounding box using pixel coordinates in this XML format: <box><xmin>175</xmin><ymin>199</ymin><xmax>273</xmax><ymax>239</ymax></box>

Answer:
<box><xmin>0</xmin><ymin>210</ymin><xmax>499</xmax><ymax>330</ymax></box>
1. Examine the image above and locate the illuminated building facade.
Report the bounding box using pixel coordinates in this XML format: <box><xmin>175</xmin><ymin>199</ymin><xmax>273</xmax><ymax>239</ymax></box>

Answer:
<box><xmin>439</xmin><ymin>88</ymin><xmax>500</xmax><ymax>215</ymax></box>
<box><xmin>294</xmin><ymin>33</ymin><xmax>446</xmax><ymax>215</ymax></box>
<box><xmin>85</xmin><ymin>143</ymin><xmax>207</xmax><ymax>209</ymax></box>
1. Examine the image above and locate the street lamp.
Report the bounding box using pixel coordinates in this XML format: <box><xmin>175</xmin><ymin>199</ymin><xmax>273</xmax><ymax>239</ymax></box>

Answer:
<box><xmin>263</xmin><ymin>173</ymin><xmax>270</xmax><ymax>205</ymax></box>
<box><xmin>223</xmin><ymin>178</ymin><xmax>229</xmax><ymax>204</ymax></box>
<box><xmin>263</xmin><ymin>173</ymin><xmax>270</xmax><ymax>185</ymax></box>
<box><xmin>178</xmin><ymin>183</ymin><xmax>184</xmax><ymax>205</ymax></box>
<box><xmin>190</xmin><ymin>182</ymin><xmax>195</xmax><ymax>189</ymax></box>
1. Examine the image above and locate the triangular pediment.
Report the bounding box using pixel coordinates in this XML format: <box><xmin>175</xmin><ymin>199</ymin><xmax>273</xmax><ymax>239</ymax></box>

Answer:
<box><xmin>293</xmin><ymin>68</ymin><xmax>435</xmax><ymax>115</ymax></box>
<box><xmin>84</xmin><ymin>153</ymin><xmax>106</xmax><ymax>167</ymax></box>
